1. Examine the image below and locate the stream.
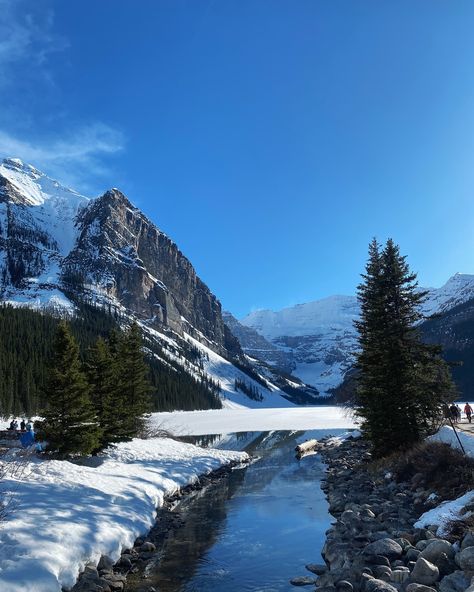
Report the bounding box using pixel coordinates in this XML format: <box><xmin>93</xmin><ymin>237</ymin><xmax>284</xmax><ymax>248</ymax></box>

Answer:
<box><xmin>125</xmin><ymin>429</ymin><xmax>346</xmax><ymax>592</ymax></box>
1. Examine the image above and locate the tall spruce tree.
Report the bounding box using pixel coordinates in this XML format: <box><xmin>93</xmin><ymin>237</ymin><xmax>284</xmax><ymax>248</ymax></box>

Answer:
<box><xmin>86</xmin><ymin>337</ymin><xmax>121</xmax><ymax>450</ymax></box>
<box><xmin>40</xmin><ymin>321</ymin><xmax>101</xmax><ymax>456</ymax></box>
<box><xmin>114</xmin><ymin>323</ymin><xmax>152</xmax><ymax>440</ymax></box>
<box><xmin>355</xmin><ymin>239</ymin><xmax>455</xmax><ymax>457</ymax></box>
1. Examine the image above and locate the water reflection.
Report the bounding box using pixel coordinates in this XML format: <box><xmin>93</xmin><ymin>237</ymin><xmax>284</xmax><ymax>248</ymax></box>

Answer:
<box><xmin>126</xmin><ymin>430</ymin><xmax>342</xmax><ymax>592</ymax></box>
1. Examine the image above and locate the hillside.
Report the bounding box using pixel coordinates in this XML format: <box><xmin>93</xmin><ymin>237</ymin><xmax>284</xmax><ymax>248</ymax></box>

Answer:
<box><xmin>0</xmin><ymin>158</ymin><xmax>301</xmax><ymax>412</ymax></box>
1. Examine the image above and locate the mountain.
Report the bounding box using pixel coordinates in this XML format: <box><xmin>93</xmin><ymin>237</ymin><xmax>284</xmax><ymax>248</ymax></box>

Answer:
<box><xmin>240</xmin><ymin>274</ymin><xmax>474</xmax><ymax>396</ymax></box>
<box><xmin>0</xmin><ymin>157</ymin><xmax>297</xmax><ymax>410</ymax></box>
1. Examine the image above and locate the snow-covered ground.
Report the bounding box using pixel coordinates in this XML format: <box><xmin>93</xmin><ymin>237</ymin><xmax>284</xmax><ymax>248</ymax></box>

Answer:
<box><xmin>0</xmin><ymin>437</ymin><xmax>247</xmax><ymax>592</ymax></box>
<box><xmin>414</xmin><ymin>426</ymin><xmax>474</xmax><ymax>535</ymax></box>
<box><xmin>151</xmin><ymin>405</ymin><xmax>356</xmax><ymax>436</ymax></box>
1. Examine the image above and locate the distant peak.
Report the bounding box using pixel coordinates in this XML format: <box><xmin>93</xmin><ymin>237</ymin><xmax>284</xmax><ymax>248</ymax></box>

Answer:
<box><xmin>2</xmin><ymin>157</ymin><xmax>41</xmax><ymax>176</ymax></box>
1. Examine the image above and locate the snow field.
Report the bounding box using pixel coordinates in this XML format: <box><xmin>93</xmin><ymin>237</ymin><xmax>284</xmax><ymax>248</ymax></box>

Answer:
<box><xmin>0</xmin><ymin>437</ymin><xmax>247</xmax><ymax>592</ymax></box>
<box><xmin>151</xmin><ymin>405</ymin><xmax>357</xmax><ymax>436</ymax></box>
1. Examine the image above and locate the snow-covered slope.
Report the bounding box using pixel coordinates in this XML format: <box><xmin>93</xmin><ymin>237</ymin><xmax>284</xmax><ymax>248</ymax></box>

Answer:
<box><xmin>0</xmin><ymin>438</ymin><xmax>247</xmax><ymax>592</ymax></box>
<box><xmin>0</xmin><ymin>158</ymin><xmax>90</xmax><ymax>309</ymax></box>
<box><xmin>240</xmin><ymin>275</ymin><xmax>474</xmax><ymax>396</ymax></box>
<box><xmin>0</xmin><ymin>157</ymin><xmax>299</xmax><ymax>409</ymax></box>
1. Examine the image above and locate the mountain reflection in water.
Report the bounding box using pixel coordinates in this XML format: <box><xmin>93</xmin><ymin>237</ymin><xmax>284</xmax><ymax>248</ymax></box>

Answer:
<box><xmin>126</xmin><ymin>429</ymin><xmax>345</xmax><ymax>592</ymax></box>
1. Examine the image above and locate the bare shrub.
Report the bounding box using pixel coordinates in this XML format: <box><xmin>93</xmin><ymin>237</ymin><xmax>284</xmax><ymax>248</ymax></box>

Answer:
<box><xmin>378</xmin><ymin>441</ymin><xmax>474</xmax><ymax>502</ymax></box>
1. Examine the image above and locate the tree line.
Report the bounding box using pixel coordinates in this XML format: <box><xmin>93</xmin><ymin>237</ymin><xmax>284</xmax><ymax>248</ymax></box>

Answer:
<box><xmin>0</xmin><ymin>302</ymin><xmax>222</xmax><ymax>417</ymax></box>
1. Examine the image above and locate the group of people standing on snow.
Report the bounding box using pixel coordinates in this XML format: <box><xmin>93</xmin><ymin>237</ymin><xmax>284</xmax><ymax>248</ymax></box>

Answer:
<box><xmin>448</xmin><ymin>403</ymin><xmax>473</xmax><ymax>424</ymax></box>
<box><xmin>7</xmin><ymin>418</ymin><xmax>34</xmax><ymax>432</ymax></box>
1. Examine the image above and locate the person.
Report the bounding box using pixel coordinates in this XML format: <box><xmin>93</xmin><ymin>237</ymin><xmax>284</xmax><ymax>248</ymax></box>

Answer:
<box><xmin>20</xmin><ymin>419</ymin><xmax>26</xmax><ymax>431</ymax></box>
<box><xmin>457</xmin><ymin>405</ymin><xmax>463</xmax><ymax>422</ymax></box>
<box><xmin>7</xmin><ymin>420</ymin><xmax>15</xmax><ymax>431</ymax></box>
<box><xmin>450</xmin><ymin>403</ymin><xmax>459</xmax><ymax>423</ymax></box>
<box><xmin>25</xmin><ymin>419</ymin><xmax>33</xmax><ymax>431</ymax></box>
<box><xmin>465</xmin><ymin>403</ymin><xmax>473</xmax><ymax>424</ymax></box>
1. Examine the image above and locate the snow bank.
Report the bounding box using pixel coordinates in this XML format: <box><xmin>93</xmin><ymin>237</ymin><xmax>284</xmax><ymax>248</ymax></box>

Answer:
<box><xmin>0</xmin><ymin>437</ymin><xmax>247</xmax><ymax>592</ymax></box>
<box><xmin>415</xmin><ymin>490</ymin><xmax>474</xmax><ymax>536</ymax></box>
<box><xmin>151</xmin><ymin>406</ymin><xmax>356</xmax><ymax>436</ymax></box>
<box><xmin>429</xmin><ymin>425</ymin><xmax>474</xmax><ymax>456</ymax></box>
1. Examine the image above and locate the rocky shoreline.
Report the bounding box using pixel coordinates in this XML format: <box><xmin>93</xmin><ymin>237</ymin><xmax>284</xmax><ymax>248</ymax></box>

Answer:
<box><xmin>68</xmin><ymin>459</ymin><xmax>245</xmax><ymax>592</ymax></box>
<box><xmin>291</xmin><ymin>435</ymin><xmax>474</xmax><ymax>592</ymax></box>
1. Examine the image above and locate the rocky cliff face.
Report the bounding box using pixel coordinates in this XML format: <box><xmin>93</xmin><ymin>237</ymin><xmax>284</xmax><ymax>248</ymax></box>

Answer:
<box><xmin>0</xmin><ymin>158</ymin><xmax>239</xmax><ymax>357</ymax></box>
<box><xmin>64</xmin><ymin>189</ymin><xmax>239</xmax><ymax>354</ymax></box>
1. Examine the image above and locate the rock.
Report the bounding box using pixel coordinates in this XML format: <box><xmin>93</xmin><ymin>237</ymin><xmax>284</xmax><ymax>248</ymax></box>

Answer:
<box><xmin>439</xmin><ymin>570</ymin><xmax>470</xmax><ymax>592</ymax></box>
<box><xmin>462</xmin><ymin>533</ymin><xmax>474</xmax><ymax>550</ymax></box>
<box><xmin>305</xmin><ymin>563</ymin><xmax>327</xmax><ymax>575</ymax></box>
<box><xmin>410</xmin><ymin>558</ymin><xmax>439</xmax><ymax>585</ymax></box>
<box><xmin>140</xmin><ymin>541</ymin><xmax>156</xmax><ymax>553</ymax></box>
<box><xmin>391</xmin><ymin>569</ymin><xmax>410</xmax><ymax>584</ymax></box>
<box><xmin>366</xmin><ymin>555</ymin><xmax>391</xmax><ymax>568</ymax></box>
<box><xmin>335</xmin><ymin>580</ymin><xmax>354</xmax><ymax>592</ymax></box>
<box><xmin>364</xmin><ymin>539</ymin><xmax>403</xmax><ymax>561</ymax></box>
<box><xmin>415</xmin><ymin>541</ymin><xmax>430</xmax><ymax>552</ymax></box>
<box><xmin>458</xmin><ymin>546</ymin><xmax>474</xmax><ymax>571</ymax></box>
<box><xmin>97</xmin><ymin>556</ymin><xmax>115</xmax><ymax>573</ymax></box>
<box><xmin>391</xmin><ymin>560</ymin><xmax>404</xmax><ymax>568</ymax></box>
<box><xmin>116</xmin><ymin>556</ymin><xmax>132</xmax><ymax>570</ymax></box>
<box><xmin>406</xmin><ymin>584</ymin><xmax>437</xmax><ymax>592</ymax></box>
<box><xmin>395</xmin><ymin>538</ymin><xmax>412</xmax><ymax>551</ymax></box>
<box><xmin>365</xmin><ymin>578</ymin><xmax>399</xmax><ymax>592</ymax></box>
<box><xmin>290</xmin><ymin>576</ymin><xmax>316</xmax><ymax>586</ymax></box>
<box><xmin>372</xmin><ymin>566</ymin><xmax>392</xmax><ymax>581</ymax></box>
<box><xmin>420</xmin><ymin>540</ymin><xmax>455</xmax><ymax>563</ymax></box>
<box><xmin>406</xmin><ymin>548</ymin><xmax>422</xmax><ymax>562</ymax></box>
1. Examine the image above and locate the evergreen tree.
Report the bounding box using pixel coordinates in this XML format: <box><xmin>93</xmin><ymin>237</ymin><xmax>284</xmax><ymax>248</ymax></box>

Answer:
<box><xmin>114</xmin><ymin>323</ymin><xmax>152</xmax><ymax>440</ymax></box>
<box><xmin>40</xmin><ymin>322</ymin><xmax>101</xmax><ymax>456</ymax></box>
<box><xmin>85</xmin><ymin>337</ymin><xmax>121</xmax><ymax>450</ymax></box>
<box><xmin>355</xmin><ymin>239</ymin><xmax>455</xmax><ymax>457</ymax></box>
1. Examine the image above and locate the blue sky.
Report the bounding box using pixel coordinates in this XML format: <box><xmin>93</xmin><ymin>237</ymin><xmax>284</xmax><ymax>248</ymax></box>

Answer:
<box><xmin>1</xmin><ymin>1</ymin><xmax>474</xmax><ymax>317</ymax></box>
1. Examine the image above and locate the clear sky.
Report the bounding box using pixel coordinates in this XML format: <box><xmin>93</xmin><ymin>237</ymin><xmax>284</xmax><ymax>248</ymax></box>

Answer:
<box><xmin>1</xmin><ymin>1</ymin><xmax>474</xmax><ymax>317</ymax></box>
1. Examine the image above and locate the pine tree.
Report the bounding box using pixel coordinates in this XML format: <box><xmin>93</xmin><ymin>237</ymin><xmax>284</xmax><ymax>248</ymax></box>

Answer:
<box><xmin>40</xmin><ymin>321</ymin><xmax>101</xmax><ymax>456</ymax></box>
<box><xmin>114</xmin><ymin>323</ymin><xmax>152</xmax><ymax>440</ymax></box>
<box><xmin>86</xmin><ymin>336</ymin><xmax>121</xmax><ymax>450</ymax></box>
<box><xmin>355</xmin><ymin>239</ymin><xmax>455</xmax><ymax>457</ymax></box>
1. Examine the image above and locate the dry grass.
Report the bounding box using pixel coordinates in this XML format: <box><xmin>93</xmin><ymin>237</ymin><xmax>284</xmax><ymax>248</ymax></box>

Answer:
<box><xmin>372</xmin><ymin>441</ymin><xmax>474</xmax><ymax>502</ymax></box>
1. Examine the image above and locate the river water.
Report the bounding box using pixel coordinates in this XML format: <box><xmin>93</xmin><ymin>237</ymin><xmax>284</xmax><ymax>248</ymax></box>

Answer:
<box><xmin>126</xmin><ymin>429</ymin><xmax>346</xmax><ymax>592</ymax></box>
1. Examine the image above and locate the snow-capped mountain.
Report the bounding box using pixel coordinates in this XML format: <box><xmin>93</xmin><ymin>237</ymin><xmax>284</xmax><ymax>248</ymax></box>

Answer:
<box><xmin>0</xmin><ymin>157</ymin><xmax>301</xmax><ymax>408</ymax></box>
<box><xmin>239</xmin><ymin>274</ymin><xmax>474</xmax><ymax>396</ymax></box>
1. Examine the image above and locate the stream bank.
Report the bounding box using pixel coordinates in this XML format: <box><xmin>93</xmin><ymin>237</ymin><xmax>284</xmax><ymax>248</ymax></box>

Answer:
<box><xmin>294</xmin><ymin>434</ymin><xmax>474</xmax><ymax>592</ymax></box>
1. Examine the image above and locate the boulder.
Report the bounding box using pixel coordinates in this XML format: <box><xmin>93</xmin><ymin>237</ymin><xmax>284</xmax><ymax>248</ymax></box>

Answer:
<box><xmin>372</xmin><ymin>566</ymin><xmax>391</xmax><ymax>581</ymax></box>
<box><xmin>410</xmin><ymin>558</ymin><xmax>439</xmax><ymax>585</ymax></box>
<box><xmin>458</xmin><ymin>546</ymin><xmax>474</xmax><ymax>571</ymax></box>
<box><xmin>439</xmin><ymin>571</ymin><xmax>470</xmax><ymax>592</ymax></box>
<box><xmin>420</xmin><ymin>540</ymin><xmax>455</xmax><ymax>563</ymax></box>
<box><xmin>305</xmin><ymin>563</ymin><xmax>327</xmax><ymax>575</ymax></box>
<box><xmin>365</xmin><ymin>578</ymin><xmax>399</xmax><ymax>592</ymax></box>
<box><xmin>366</xmin><ymin>555</ymin><xmax>391</xmax><ymax>568</ymax></box>
<box><xmin>290</xmin><ymin>576</ymin><xmax>316</xmax><ymax>586</ymax></box>
<box><xmin>391</xmin><ymin>569</ymin><xmax>409</xmax><ymax>584</ymax></box>
<box><xmin>364</xmin><ymin>539</ymin><xmax>403</xmax><ymax>561</ymax></box>
<box><xmin>97</xmin><ymin>556</ymin><xmax>115</xmax><ymax>573</ymax></box>
<box><xmin>335</xmin><ymin>580</ymin><xmax>354</xmax><ymax>592</ymax></box>
<box><xmin>406</xmin><ymin>548</ymin><xmax>422</xmax><ymax>562</ymax></box>
<box><xmin>406</xmin><ymin>584</ymin><xmax>437</xmax><ymax>592</ymax></box>
<box><xmin>462</xmin><ymin>533</ymin><xmax>474</xmax><ymax>550</ymax></box>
